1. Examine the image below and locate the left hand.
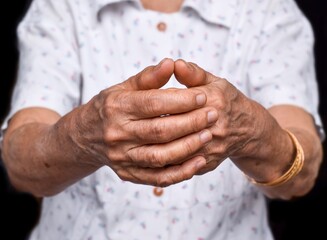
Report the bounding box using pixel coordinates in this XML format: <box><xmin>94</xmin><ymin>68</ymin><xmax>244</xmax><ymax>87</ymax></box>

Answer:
<box><xmin>174</xmin><ymin>60</ymin><xmax>270</xmax><ymax>175</ymax></box>
<box><xmin>173</xmin><ymin>60</ymin><xmax>323</xmax><ymax>200</ymax></box>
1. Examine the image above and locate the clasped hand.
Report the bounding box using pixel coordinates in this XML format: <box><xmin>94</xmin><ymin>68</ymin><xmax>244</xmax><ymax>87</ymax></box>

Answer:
<box><xmin>75</xmin><ymin>58</ymin><xmax>259</xmax><ymax>187</ymax></box>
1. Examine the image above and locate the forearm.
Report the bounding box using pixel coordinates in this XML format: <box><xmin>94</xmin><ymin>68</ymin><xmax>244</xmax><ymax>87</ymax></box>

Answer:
<box><xmin>2</xmin><ymin>108</ymin><xmax>101</xmax><ymax>197</ymax></box>
<box><xmin>231</xmin><ymin>103</ymin><xmax>323</xmax><ymax>200</ymax></box>
<box><xmin>261</xmin><ymin>126</ymin><xmax>323</xmax><ymax>199</ymax></box>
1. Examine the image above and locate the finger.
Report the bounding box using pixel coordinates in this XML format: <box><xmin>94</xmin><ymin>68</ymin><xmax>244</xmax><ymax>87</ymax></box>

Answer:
<box><xmin>121</xmin><ymin>58</ymin><xmax>175</xmax><ymax>91</ymax></box>
<box><xmin>129</xmin><ymin>107</ymin><xmax>218</xmax><ymax>143</ymax></box>
<box><xmin>116</xmin><ymin>156</ymin><xmax>207</xmax><ymax>187</ymax></box>
<box><xmin>125</xmin><ymin>88</ymin><xmax>207</xmax><ymax>118</ymax></box>
<box><xmin>174</xmin><ymin>59</ymin><xmax>215</xmax><ymax>87</ymax></box>
<box><xmin>127</xmin><ymin>129</ymin><xmax>212</xmax><ymax>167</ymax></box>
<box><xmin>195</xmin><ymin>160</ymin><xmax>221</xmax><ymax>175</ymax></box>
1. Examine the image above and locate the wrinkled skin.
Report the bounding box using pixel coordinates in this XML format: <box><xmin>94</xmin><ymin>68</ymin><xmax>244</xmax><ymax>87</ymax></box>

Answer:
<box><xmin>2</xmin><ymin>59</ymin><xmax>322</xmax><ymax>200</ymax></box>
<box><xmin>65</xmin><ymin>59</ymin><xmax>220</xmax><ymax>186</ymax></box>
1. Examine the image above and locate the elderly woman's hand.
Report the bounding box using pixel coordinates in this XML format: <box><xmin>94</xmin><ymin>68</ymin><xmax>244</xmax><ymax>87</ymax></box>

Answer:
<box><xmin>174</xmin><ymin>59</ymin><xmax>322</xmax><ymax>200</ymax></box>
<box><xmin>68</xmin><ymin>58</ymin><xmax>219</xmax><ymax>187</ymax></box>
<box><xmin>174</xmin><ymin>60</ymin><xmax>291</xmax><ymax>178</ymax></box>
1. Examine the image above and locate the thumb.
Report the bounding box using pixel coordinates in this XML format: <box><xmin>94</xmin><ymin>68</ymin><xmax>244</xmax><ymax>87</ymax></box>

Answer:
<box><xmin>174</xmin><ymin>59</ymin><xmax>214</xmax><ymax>88</ymax></box>
<box><xmin>121</xmin><ymin>58</ymin><xmax>174</xmax><ymax>90</ymax></box>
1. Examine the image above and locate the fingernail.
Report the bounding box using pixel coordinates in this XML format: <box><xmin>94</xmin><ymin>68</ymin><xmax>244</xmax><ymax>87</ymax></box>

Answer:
<box><xmin>207</xmin><ymin>111</ymin><xmax>218</xmax><ymax>124</ymax></box>
<box><xmin>200</xmin><ymin>130</ymin><xmax>212</xmax><ymax>143</ymax></box>
<box><xmin>196</xmin><ymin>94</ymin><xmax>206</xmax><ymax>106</ymax></box>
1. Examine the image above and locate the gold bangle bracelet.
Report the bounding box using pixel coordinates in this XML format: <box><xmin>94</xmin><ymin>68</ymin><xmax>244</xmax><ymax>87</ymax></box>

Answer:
<box><xmin>247</xmin><ymin>129</ymin><xmax>304</xmax><ymax>187</ymax></box>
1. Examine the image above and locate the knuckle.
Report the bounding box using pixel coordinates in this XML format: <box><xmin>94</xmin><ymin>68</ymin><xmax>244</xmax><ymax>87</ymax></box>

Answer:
<box><xmin>190</xmin><ymin>115</ymin><xmax>202</xmax><ymax>132</ymax></box>
<box><xmin>156</xmin><ymin>176</ymin><xmax>172</xmax><ymax>188</ymax></box>
<box><xmin>106</xmin><ymin>149</ymin><xmax>124</xmax><ymax>164</ymax></box>
<box><xmin>218</xmin><ymin>127</ymin><xmax>230</xmax><ymax>139</ymax></box>
<box><xmin>103</xmin><ymin>129</ymin><xmax>122</xmax><ymax>144</ymax></box>
<box><xmin>178</xmin><ymin>167</ymin><xmax>193</xmax><ymax>182</ymax></box>
<box><xmin>156</xmin><ymin>170</ymin><xmax>191</xmax><ymax>188</ymax></box>
<box><xmin>183</xmin><ymin>139</ymin><xmax>196</xmax><ymax>156</ymax></box>
<box><xmin>126</xmin><ymin>148</ymin><xmax>149</xmax><ymax>167</ymax></box>
<box><xmin>127</xmin><ymin>147</ymin><xmax>170</xmax><ymax>168</ymax></box>
<box><xmin>212</xmin><ymin>144</ymin><xmax>228</xmax><ymax>158</ymax></box>
<box><xmin>151</xmin><ymin>122</ymin><xmax>167</xmax><ymax>141</ymax></box>
<box><xmin>99</xmin><ymin>105</ymin><xmax>110</xmax><ymax>120</ymax></box>
<box><xmin>98</xmin><ymin>95</ymin><xmax>119</xmax><ymax>120</ymax></box>
<box><xmin>98</xmin><ymin>89</ymin><xmax>109</xmax><ymax>100</ymax></box>
<box><xmin>102</xmin><ymin>91</ymin><xmax>117</xmax><ymax>107</ymax></box>
<box><xmin>148</xmin><ymin>151</ymin><xmax>167</xmax><ymax>167</ymax></box>
<box><xmin>182</xmin><ymin>171</ymin><xmax>193</xmax><ymax>181</ymax></box>
<box><xmin>103</xmin><ymin>124</ymin><xmax>131</xmax><ymax>145</ymax></box>
<box><xmin>145</xmin><ymin>101</ymin><xmax>159</xmax><ymax>116</ymax></box>
<box><xmin>115</xmin><ymin>169</ymin><xmax>130</xmax><ymax>181</ymax></box>
<box><xmin>142</xmin><ymin>91</ymin><xmax>165</xmax><ymax>115</ymax></box>
<box><xmin>138</xmin><ymin>67</ymin><xmax>152</xmax><ymax>83</ymax></box>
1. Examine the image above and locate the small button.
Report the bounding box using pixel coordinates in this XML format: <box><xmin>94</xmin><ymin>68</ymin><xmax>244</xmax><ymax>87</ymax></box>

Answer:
<box><xmin>153</xmin><ymin>187</ymin><xmax>164</xmax><ymax>197</ymax></box>
<box><xmin>157</xmin><ymin>22</ymin><xmax>167</xmax><ymax>32</ymax></box>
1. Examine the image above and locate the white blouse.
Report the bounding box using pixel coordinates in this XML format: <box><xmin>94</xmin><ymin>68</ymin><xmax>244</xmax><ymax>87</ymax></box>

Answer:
<box><xmin>1</xmin><ymin>0</ymin><xmax>323</xmax><ymax>239</ymax></box>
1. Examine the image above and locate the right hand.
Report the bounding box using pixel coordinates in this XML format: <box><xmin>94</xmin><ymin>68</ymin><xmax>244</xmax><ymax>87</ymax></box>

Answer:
<box><xmin>69</xmin><ymin>58</ymin><xmax>218</xmax><ymax>187</ymax></box>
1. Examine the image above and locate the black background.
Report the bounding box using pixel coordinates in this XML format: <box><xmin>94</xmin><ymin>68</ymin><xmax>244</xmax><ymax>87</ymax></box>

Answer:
<box><xmin>1</xmin><ymin>0</ymin><xmax>326</xmax><ymax>239</ymax></box>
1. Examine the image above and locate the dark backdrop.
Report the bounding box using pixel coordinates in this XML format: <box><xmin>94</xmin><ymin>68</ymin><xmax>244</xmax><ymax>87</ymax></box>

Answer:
<box><xmin>0</xmin><ymin>0</ymin><xmax>326</xmax><ymax>239</ymax></box>
<box><xmin>268</xmin><ymin>1</ymin><xmax>327</xmax><ymax>239</ymax></box>
<box><xmin>0</xmin><ymin>1</ymin><xmax>40</xmax><ymax>240</ymax></box>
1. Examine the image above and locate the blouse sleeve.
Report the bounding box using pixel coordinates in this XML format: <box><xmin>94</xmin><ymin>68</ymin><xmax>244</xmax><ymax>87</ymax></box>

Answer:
<box><xmin>247</xmin><ymin>0</ymin><xmax>324</xmax><ymax>139</ymax></box>
<box><xmin>1</xmin><ymin>0</ymin><xmax>81</xmax><ymax>134</ymax></box>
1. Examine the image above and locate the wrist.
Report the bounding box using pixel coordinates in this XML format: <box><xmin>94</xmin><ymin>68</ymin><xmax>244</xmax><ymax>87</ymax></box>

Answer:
<box><xmin>246</xmin><ymin>129</ymin><xmax>304</xmax><ymax>187</ymax></box>
<box><xmin>55</xmin><ymin>105</ymin><xmax>104</xmax><ymax>169</ymax></box>
<box><xmin>230</xmin><ymin>104</ymin><xmax>296</xmax><ymax>183</ymax></box>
